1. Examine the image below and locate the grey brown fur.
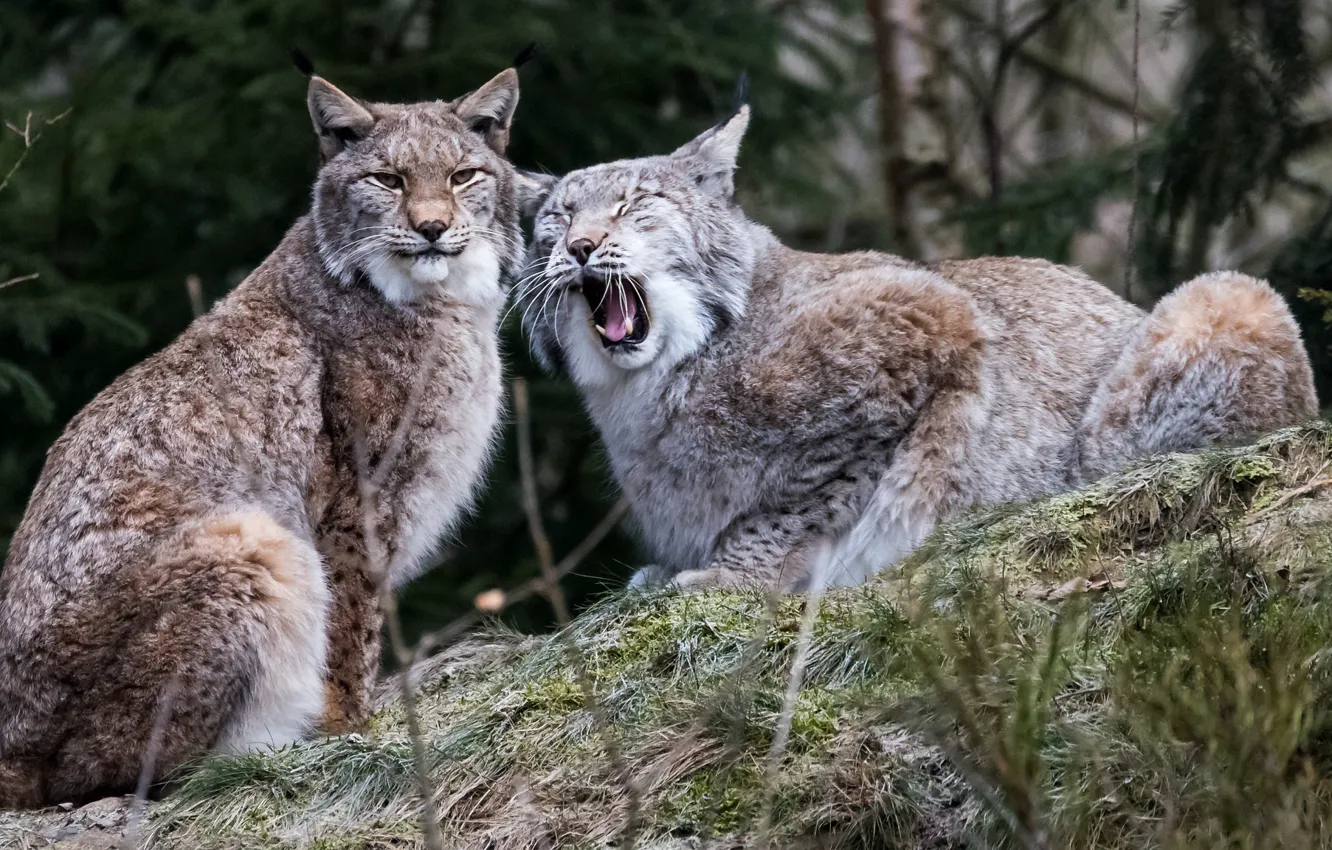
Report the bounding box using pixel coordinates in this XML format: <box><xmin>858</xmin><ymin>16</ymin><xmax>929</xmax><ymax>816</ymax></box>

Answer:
<box><xmin>0</xmin><ymin>69</ymin><xmax>529</xmax><ymax>807</ymax></box>
<box><xmin>521</xmin><ymin>106</ymin><xmax>1318</xmax><ymax>590</ymax></box>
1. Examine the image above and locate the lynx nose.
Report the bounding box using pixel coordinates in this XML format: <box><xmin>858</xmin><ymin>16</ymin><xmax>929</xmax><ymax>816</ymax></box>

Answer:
<box><xmin>417</xmin><ymin>220</ymin><xmax>447</xmax><ymax>243</ymax></box>
<box><xmin>568</xmin><ymin>238</ymin><xmax>597</xmax><ymax>266</ymax></box>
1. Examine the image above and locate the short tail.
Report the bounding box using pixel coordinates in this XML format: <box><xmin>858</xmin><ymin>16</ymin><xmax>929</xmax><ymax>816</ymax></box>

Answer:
<box><xmin>1075</xmin><ymin>271</ymin><xmax>1318</xmax><ymax>481</ymax></box>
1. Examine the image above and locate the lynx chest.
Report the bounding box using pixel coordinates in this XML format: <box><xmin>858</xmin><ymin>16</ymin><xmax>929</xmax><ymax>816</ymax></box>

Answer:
<box><xmin>316</xmin><ymin>307</ymin><xmax>502</xmax><ymax>586</ymax></box>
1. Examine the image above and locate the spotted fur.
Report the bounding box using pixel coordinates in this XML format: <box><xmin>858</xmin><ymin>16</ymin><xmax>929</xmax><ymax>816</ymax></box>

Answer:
<box><xmin>0</xmin><ymin>69</ymin><xmax>527</xmax><ymax>807</ymax></box>
<box><xmin>522</xmin><ymin>108</ymin><xmax>1318</xmax><ymax>591</ymax></box>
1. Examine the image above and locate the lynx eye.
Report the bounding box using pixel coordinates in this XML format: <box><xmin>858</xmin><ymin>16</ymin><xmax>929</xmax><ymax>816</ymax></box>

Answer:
<box><xmin>370</xmin><ymin>172</ymin><xmax>403</xmax><ymax>191</ymax></box>
<box><xmin>450</xmin><ymin>168</ymin><xmax>479</xmax><ymax>187</ymax></box>
<box><xmin>614</xmin><ymin>199</ymin><xmax>632</xmax><ymax>218</ymax></box>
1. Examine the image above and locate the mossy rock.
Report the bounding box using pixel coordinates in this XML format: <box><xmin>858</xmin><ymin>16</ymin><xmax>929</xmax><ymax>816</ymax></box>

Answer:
<box><xmin>24</xmin><ymin>424</ymin><xmax>1332</xmax><ymax>849</ymax></box>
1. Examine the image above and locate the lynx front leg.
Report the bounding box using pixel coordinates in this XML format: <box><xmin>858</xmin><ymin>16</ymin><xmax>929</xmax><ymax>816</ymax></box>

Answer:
<box><xmin>318</xmin><ymin>545</ymin><xmax>383</xmax><ymax>735</ymax></box>
<box><xmin>671</xmin><ymin>460</ymin><xmax>885</xmax><ymax>593</ymax></box>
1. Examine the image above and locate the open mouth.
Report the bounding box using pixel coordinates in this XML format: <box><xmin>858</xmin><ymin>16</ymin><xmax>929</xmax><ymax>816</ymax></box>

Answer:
<box><xmin>582</xmin><ymin>276</ymin><xmax>650</xmax><ymax>348</ymax></box>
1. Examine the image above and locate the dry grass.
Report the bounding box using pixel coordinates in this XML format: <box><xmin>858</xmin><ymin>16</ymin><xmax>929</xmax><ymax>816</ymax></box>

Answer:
<box><xmin>78</xmin><ymin>422</ymin><xmax>1332</xmax><ymax>848</ymax></box>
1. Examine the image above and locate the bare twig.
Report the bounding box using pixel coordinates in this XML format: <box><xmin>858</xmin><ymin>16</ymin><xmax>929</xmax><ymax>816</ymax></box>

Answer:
<box><xmin>412</xmin><ymin>496</ymin><xmax>630</xmax><ymax>662</ymax></box>
<box><xmin>514</xmin><ymin>377</ymin><xmax>643</xmax><ymax>848</ymax></box>
<box><xmin>982</xmin><ymin>0</ymin><xmax>1065</xmax><ymax>202</ymax></box>
<box><xmin>755</xmin><ymin>543</ymin><xmax>833</xmax><ymax>848</ymax></box>
<box><xmin>353</xmin><ymin>436</ymin><xmax>445</xmax><ymax>850</ymax></box>
<box><xmin>930</xmin><ymin>0</ymin><xmax>1166</xmax><ymax>121</ymax></box>
<box><xmin>121</xmin><ymin>674</ymin><xmax>182</xmax><ymax>850</ymax></box>
<box><xmin>184</xmin><ymin>275</ymin><xmax>205</xmax><ymax>318</ymax></box>
<box><xmin>0</xmin><ymin>273</ymin><xmax>39</xmax><ymax>291</ymax></box>
<box><xmin>1124</xmin><ymin>0</ymin><xmax>1142</xmax><ymax>300</ymax></box>
<box><xmin>0</xmin><ymin>109</ymin><xmax>70</xmax><ymax>195</ymax></box>
<box><xmin>1250</xmin><ymin>462</ymin><xmax>1332</xmax><ymax>523</ymax></box>
<box><xmin>865</xmin><ymin>0</ymin><xmax>922</xmax><ymax>258</ymax></box>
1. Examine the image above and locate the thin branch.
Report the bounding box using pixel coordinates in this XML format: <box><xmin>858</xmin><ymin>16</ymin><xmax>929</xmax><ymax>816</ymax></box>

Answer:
<box><xmin>1250</xmin><ymin>462</ymin><xmax>1332</xmax><ymax>523</ymax></box>
<box><xmin>353</xmin><ymin>435</ymin><xmax>445</xmax><ymax>850</ymax></box>
<box><xmin>1125</xmin><ymin>0</ymin><xmax>1142</xmax><ymax>300</ymax></box>
<box><xmin>0</xmin><ymin>113</ymin><xmax>35</xmax><ymax>195</ymax></box>
<box><xmin>755</xmin><ymin>544</ymin><xmax>833</xmax><ymax>848</ymax></box>
<box><xmin>928</xmin><ymin>0</ymin><xmax>1166</xmax><ymax>121</ymax></box>
<box><xmin>0</xmin><ymin>108</ymin><xmax>71</xmax><ymax>195</ymax></box>
<box><xmin>984</xmin><ymin>0</ymin><xmax>1065</xmax><ymax>201</ymax></box>
<box><xmin>0</xmin><ymin>273</ymin><xmax>39</xmax><ymax>291</ymax></box>
<box><xmin>514</xmin><ymin>377</ymin><xmax>643</xmax><ymax>848</ymax></box>
<box><xmin>411</xmin><ymin>496</ymin><xmax>630</xmax><ymax>662</ymax></box>
<box><xmin>865</xmin><ymin>0</ymin><xmax>923</xmax><ymax>258</ymax></box>
<box><xmin>121</xmin><ymin>674</ymin><xmax>181</xmax><ymax>850</ymax></box>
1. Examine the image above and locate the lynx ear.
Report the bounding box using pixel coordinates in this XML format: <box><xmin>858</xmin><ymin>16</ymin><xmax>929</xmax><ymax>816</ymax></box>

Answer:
<box><xmin>514</xmin><ymin>169</ymin><xmax>557</xmax><ymax>217</ymax></box>
<box><xmin>670</xmin><ymin>105</ymin><xmax>750</xmax><ymax>197</ymax></box>
<box><xmin>307</xmin><ymin>76</ymin><xmax>375</xmax><ymax>160</ymax></box>
<box><xmin>455</xmin><ymin>68</ymin><xmax>520</xmax><ymax>153</ymax></box>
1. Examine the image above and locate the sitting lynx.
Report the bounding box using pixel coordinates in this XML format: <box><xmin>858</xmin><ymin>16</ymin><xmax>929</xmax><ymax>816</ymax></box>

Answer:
<box><xmin>521</xmin><ymin>105</ymin><xmax>1318</xmax><ymax>591</ymax></box>
<box><xmin>0</xmin><ymin>68</ymin><xmax>533</xmax><ymax>807</ymax></box>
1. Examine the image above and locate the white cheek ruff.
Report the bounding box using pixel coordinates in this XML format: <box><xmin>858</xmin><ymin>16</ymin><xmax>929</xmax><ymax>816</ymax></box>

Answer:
<box><xmin>364</xmin><ymin>241</ymin><xmax>503</xmax><ymax>309</ymax></box>
<box><xmin>447</xmin><ymin>240</ymin><xmax>504</xmax><ymax>310</ymax></box>
<box><xmin>367</xmin><ymin>256</ymin><xmax>421</xmax><ymax>304</ymax></box>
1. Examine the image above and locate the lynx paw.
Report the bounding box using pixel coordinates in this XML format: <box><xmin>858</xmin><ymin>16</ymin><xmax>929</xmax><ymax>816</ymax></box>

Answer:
<box><xmin>665</xmin><ymin>568</ymin><xmax>761</xmax><ymax>591</ymax></box>
<box><xmin>628</xmin><ymin>564</ymin><xmax>764</xmax><ymax>592</ymax></box>
<box><xmin>627</xmin><ymin>564</ymin><xmax>671</xmax><ymax>589</ymax></box>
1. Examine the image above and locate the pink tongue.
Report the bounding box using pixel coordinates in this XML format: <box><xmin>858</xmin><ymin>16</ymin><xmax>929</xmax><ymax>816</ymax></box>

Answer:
<box><xmin>602</xmin><ymin>291</ymin><xmax>638</xmax><ymax>342</ymax></box>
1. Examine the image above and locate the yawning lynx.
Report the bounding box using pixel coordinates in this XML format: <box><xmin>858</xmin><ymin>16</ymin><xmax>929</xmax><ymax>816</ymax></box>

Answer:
<box><xmin>521</xmin><ymin>105</ymin><xmax>1317</xmax><ymax>591</ymax></box>
<box><xmin>0</xmin><ymin>68</ymin><xmax>531</xmax><ymax>807</ymax></box>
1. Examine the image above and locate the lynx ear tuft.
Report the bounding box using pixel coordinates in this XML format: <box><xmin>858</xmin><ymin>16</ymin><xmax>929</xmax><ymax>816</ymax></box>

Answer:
<box><xmin>291</xmin><ymin>48</ymin><xmax>316</xmax><ymax>78</ymax></box>
<box><xmin>512</xmin><ymin>42</ymin><xmax>539</xmax><ymax>69</ymax></box>
<box><xmin>307</xmin><ymin>76</ymin><xmax>375</xmax><ymax>160</ymax></box>
<box><xmin>732</xmin><ymin>72</ymin><xmax>750</xmax><ymax>112</ymax></box>
<box><xmin>454</xmin><ymin>68</ymin><xmax>521</xmax><ymax>154</ymax></box>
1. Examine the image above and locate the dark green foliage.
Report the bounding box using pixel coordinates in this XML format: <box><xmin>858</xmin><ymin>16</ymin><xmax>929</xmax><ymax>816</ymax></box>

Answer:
<box><xmin>956</xmin><ymin>146</ymin><xmax>1136</xmax><ymax>262</ymax></box>
<box><xmin>1272</xmin><ymin>201</ymin><xmax>1332</xmax><ymax>401</ymax></box>
<box><xmin>1138</xmin><ymin>0</ymin><xmax>1311</xmax><ymax>287</ymax></box>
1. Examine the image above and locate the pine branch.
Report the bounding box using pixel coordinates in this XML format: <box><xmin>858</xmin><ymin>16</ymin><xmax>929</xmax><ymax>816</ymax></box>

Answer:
<box><xmin>931</xmin><ymin>0</ymin><xmax>1167</xmax><ymax>121</ymax></box>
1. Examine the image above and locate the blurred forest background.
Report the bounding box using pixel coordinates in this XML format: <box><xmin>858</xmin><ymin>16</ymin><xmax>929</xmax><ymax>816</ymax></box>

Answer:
<box><xmin>1</xmin><ymin>0</ymin><xmax>1331</xmax><ymax>646</ymax></box>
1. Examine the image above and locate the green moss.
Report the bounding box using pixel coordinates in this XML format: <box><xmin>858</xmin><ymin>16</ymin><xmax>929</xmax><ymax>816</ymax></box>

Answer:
<box><xmin>520</xmin><ymin>670</ymin><xmax>585</xmax><ymax>713</ymax></box>
<box><xmin>789</xmin><ymin>688</ymin><xmax>844</xmax><ymax>747</ymax></box>
<box><xmin>664</xmin><ymin>767</ymin><xmax>764</xmax><ymax>835</ymax></box>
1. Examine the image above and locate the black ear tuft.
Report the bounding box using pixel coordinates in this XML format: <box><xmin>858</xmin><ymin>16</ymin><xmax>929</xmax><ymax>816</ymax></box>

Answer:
<box><xmin>291</xmin><ymin>49</ymin><xmax>316</xmax><ymax>78</ymax></box>
<box><xmin>732</xmin><ymin>72</ymin><xmax>750</xmax><ymax>113</ymax></box>
<box><xmin>512</xmin><ymin>42</ymin><xmax>539</xmax><ymax>69</ymax></box>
